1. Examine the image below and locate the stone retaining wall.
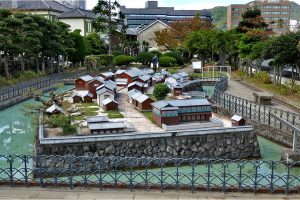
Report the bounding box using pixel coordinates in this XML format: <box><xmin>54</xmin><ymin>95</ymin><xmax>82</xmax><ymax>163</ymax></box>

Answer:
<box><xmin>37</xmin><ymin>128</ymin><xmax>260</xmax><ymax>159</ymax></box>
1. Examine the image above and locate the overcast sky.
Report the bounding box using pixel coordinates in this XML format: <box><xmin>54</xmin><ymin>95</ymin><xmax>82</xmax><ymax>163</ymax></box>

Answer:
<box><xmin>86</xmin><ymin>0</ymin><xmax>300</xmax><ymax>10</ymax></box>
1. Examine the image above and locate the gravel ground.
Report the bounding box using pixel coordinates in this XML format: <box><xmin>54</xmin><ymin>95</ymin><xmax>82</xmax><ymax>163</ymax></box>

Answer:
<box><xmin>116</xmin><ymin>88</ymin><xmax>163</xmax><ymax>132</ymax></box>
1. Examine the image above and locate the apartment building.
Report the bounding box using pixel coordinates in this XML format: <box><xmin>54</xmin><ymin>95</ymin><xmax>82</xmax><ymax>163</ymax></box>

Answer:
<box><xmin>227</xmin><ymin>0</ymin><xmax>291</xmax><ymax>34</ymax></box>
<box><xmin>120</xmin><ymin>1</ymin><xmax>211</xmax><ymax>28</ymax></box>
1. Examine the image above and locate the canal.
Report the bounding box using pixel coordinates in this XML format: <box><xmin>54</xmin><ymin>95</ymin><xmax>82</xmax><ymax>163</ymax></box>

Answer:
<box><xmin>0</xmin><ymin>84</ymin><xmax>299</xmax><ymax>189</ymax></box>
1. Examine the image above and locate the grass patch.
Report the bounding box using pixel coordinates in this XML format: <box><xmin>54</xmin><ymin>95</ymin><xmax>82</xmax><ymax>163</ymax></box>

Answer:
<box><xmin>140</xmin><ymin>111</ymin><xmax>156</xmax><ymax>124</ymax></box>
<box><xmin>105</xmin><ymin>110</ymin><xmax>124</xmax><ymax>119</ymax></box>
<box><xmin>73</xmin><ymin>103</ymin><xmax>100</xmax><ymax>121</ymax></box>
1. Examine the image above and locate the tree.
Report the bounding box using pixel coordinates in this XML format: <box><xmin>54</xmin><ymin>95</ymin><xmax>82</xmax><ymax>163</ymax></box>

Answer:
<box><xmin>154</xmin><ymin>14</ymin><xmax>213</xmax><ymax>50</ymax></box>
<box><xmin>236</xmin><ymin>9</ymin><xmax>268</xmax><ymax>33</ymax></box>
<box><xmin>185</xmin><ymin>30</ymin><xmax>213</xmax><ymax>68</ymax></box>
<box><xmin>0</xmin><ymin>9</ymin><xmax>15</xmax><ymax>78</ymax></box>
<box><xmin>264</xmin><ymin>32</ymin><xmax>300</xmax><ymax>90</ymax></box>
<box><xmin>69</xmin><ymin>30</ymin><xmax>87</xmax><ymax>65</ymax></box>
<box><xmin>93</xmin><ymin>0</ymin><xmax>124</xmax><ymax>55</ymax></box>
<box><xmin>85</xmin><ymin>32</ymin><xmax>108</xmax><ymax>55</ymax></box>
<box><xmin>153</xmin><ymin>84</ymin><xmax>171</xmax><ymax>100</ymax></box>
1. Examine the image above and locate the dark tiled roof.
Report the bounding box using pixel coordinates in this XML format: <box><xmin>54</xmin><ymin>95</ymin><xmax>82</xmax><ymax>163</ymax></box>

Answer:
<box><xmin>58</xmin><ymin>8</ymin><xmax>95</xmax><ymax>19</ymax></box>
<box><xmin>152</xmin><ymin>99</ymin><xmax>211</xmax><ymax>109</ymax></box>
<box><xmin>0</xmin><ymin>0</ymin><xmax>70</xmax><ymax>13</ymax></box>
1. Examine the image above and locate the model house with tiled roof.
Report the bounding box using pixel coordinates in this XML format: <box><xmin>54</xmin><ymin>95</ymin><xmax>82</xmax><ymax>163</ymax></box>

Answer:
<box><xmin>151</xmin><ymin>99</ymin><xmax>212</xmax><ymax>126</ymax></box>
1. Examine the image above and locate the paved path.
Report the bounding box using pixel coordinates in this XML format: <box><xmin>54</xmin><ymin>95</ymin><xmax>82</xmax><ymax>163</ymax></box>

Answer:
<box><xmin>1</xmin><ymin>188</ymin><xmax>300</xmax><ymax>200</ymax></box>
<box><xmin>226</xmin><ymin>79</ymin><xmax>295</xmax><ymax>112</ymax></box>
<box><xmin>116</xmin><ymin>88</ymin><xmax>163</xmax><ymax>132</ymax></box>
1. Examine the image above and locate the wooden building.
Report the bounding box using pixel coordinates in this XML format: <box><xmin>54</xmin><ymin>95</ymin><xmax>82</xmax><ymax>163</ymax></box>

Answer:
<box><xmin>137</xmin><ymin>75</ymin><xmax>152</xmax><ymax>86</ymax></box>
<box><xmin>116</xmin><ymin>68</ymin><xmax>141</xmax><ymax>85</ymax></box>
<box><xmin>127</xmin><ymin>81</ymin><xmax>146</xmax><ymax>93</ymax></box>
<box><xmin>96</xmin><ymin>87</ymin><xmax>115</xmax><ymax>107</ymax></box>
<box><xmin>102</xmin><ymin>98</ymin><xmax>119</xmax><ymax>111</ymax></box>
<box><xmin>75</xmin><ymin>75</ymin><xmax>94</xmax><ymax>91</ymax></box>
<box><xmin>87</xmin><ymin>77</ymin><xmax>105</xmax><ymax>99</ymax></box>
<box><xmin>151</xmin><ymin>99</ymin><xmax>212</xmax><ymax>126</ymax></box>
<box><xmin>99</xmin><ymin>72</ymin><xmax>115</xmax><ymax>81</ymax></box>
<box><xmin>172</xmin><ymin>84</ymin><xmax>183</xmax><ymax>96</ymax></box>
<box><xmin>128</xmin><ymin>89</ymin><xmax>142</xmax><ymax>104</ymax></box>
<box><xmin>135</xmin><ymin>94</ymin><xmax>154</xmax><ymax>111</ymax></box>
<box><xmin>231</xmin><ymin>115</ymin><xmax>246</xmax><ymax>126</ymax></box>
<box><xmin>73</xmin><ymin>91</ymin><xmax>93</xmax><ymax>103</ymax></box>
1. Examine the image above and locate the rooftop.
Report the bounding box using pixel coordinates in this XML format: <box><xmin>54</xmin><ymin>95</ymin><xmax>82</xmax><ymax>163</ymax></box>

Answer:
<box><xmin>58</xmin><ymin>8</ymin><xmax>95</xmax><ymax>19</ymax></box>
<box><xmin>87</xmin><ymin>116</ymin><xmax>109</xmax><ymax>123</ymax></box>
<box><xmin>88</xmin><ymin>122</ymin><xmax>126</xmax><ymax>130</ymax></box>
<box><xmin>152</xmin><ymin>99</ymin><xmax>211</xmax><ymax>109</ymax></box>
<box><xmin>79</xmin><ymin>75</ymin><xmax>94</xmax><ymax>82</ymax></box>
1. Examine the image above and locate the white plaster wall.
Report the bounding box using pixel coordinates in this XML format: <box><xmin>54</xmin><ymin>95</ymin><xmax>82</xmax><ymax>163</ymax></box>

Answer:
<box><xmin>59</xmin><ymin>18</ymin><xmax>85</xmax><ymax>36</ymax></box>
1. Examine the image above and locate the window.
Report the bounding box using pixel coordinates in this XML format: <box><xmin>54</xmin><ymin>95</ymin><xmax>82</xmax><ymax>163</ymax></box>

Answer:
<box><xmin>87</xmin><ymin>21</ymin><xmax>93</xmax><ymax>33</ymax></box>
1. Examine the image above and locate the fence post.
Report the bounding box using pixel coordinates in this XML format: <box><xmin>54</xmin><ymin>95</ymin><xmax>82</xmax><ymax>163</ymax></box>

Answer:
<box><xmin>249</xmin><ymin>104</ymin><xmax>252</xmax><ymax>119</ymax></box>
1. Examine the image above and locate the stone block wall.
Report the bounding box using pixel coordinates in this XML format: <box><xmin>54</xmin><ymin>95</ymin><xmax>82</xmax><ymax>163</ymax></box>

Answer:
<box><xmin>37</xmin><ymin>131</ymin><xmax>260</xmax><ymax>159</ymax></box>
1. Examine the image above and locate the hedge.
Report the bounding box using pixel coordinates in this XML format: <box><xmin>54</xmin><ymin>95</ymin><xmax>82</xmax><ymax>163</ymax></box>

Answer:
<box><xmin>159</xmin><ymin>56</ymin><xmax>177</xmax><ymax>67</ymax></box>
<box><xmin>113</xmin><ymin>55</ymin><xmax>135</xmax><ymax>66</ymax></box>
<box><xmin>150</xmin><ymin>51</ymin><xmax>162</xmax><ymax>58</ymax></box>
<box><xmin>163</xmin><ymin>51</ymin><xmax>184</xmax><ymax>65</ymax></box>
<box><xmin>136</xmin><ymin>52</ymin><xmax>154</xmax><ymax>65</ymax></box>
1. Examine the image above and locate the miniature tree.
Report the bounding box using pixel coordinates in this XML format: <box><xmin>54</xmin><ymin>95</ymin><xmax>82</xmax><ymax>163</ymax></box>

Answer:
<box><xmin>153</xmin><ymin>84</ymin><xmax>170</xmax><ymax>100</ymax></box>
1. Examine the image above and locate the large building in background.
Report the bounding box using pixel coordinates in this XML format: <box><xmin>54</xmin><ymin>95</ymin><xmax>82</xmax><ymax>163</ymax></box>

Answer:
<box><xmin>120</xmin><ymin>1</ymin><xmax>211</xmax><ymax>28</ymax></box>
<box><xmin>227</xmin><ymin>0</ymin><xmax>291</xmax><ymax>34</ymax></box>
<box><xmin>59</xmin><ymin>0</ymin><xmax>86</xmax><ymax>9</ymax></box>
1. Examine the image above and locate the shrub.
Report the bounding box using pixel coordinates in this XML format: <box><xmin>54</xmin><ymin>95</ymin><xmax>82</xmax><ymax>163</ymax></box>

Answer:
<box><xmin>159</xmin><ymin>56</ymin><xmax>177</xmax><ymax>67</ymax></box>
<box><xmin>63</xmin><ymin>125</ymin><xmax>77</xmax><ymax>135</ymax></box>
<box><xmin>113</xmin><ymin>55</ymin><xmax>135</xmax><ymax>66</ymax></box>
<box><xmin>98</xmin><ymin>54</ymin><xmax>113</xmax><ymax>66</ymax></box>
<box><xmin>255</xmin><ymin>71</ymin><xmax>271</xmax><ymax>84</ymax></box>
<box><xmin>48</xmin><ymin>114</ymin><xmax>70</xmax><ymax>128</ymax></box>
<box><xmin>153</xmin><ymin>84</ymin><xmax>171</xmax><ymax>100</ymax></box>
<box><xmin>136</xmin><ymin>52</ymin><xmax>154</xmax><ymax>65</ymax></box>
<box><xmin>150</xmin><ymin>51</ymin><xmax>162</xmax><ymax>58</ymax></box>
<box><xmin>163</xmin><ymin>51</ymin><xmax>184</xmax><ymax>65</ymax></box>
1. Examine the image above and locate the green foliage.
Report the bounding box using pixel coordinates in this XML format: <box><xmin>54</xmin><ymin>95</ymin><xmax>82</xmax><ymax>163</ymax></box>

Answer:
<box><xmin>85</xmin><ymin>32</ymin><xmax>108</xmax><ymax>55</ymax></box>
<box><xmin>62</xmin><ymin>125</ymin><xmax>77</xmax><ymax>135</ymax></box>
<box><xmin>136</xmin><ymin>52</ymin><xmax>154</xmax><ymax>65</ymax></box>
<box><xmin>113</xmin><ymin>55</ymin><xmax>134</xmax><ymax>66</ymax></box>
<box><xmin>159</xmin><ymin>56</ymin><xmax>177</xmax><ymax>67</ymax></box>
<box><xmin>150</xmin><ymin>50</ymin><xmax>162</xmax><ymax>58</ymax></box>
<box><xmin>48</xmin><ymin>114</ymin><xmax>70</xmax><ymax>128</ymax></box>
<box><xmin>69</xmin><ymin>30</ymin><xmax>87</xmax><ymax>63</ymax></box>
<box><xmin>255</xmin><ymin>71</ymin><xmax>271</xmax><ymax>84</ymax></box>
<box><xmin>105</xmin><ymin>110</ymin><xmax>124</xmax><ymax>119</ymax></box>
<box><xmin>153</xmin><ymin>84</ymin><xmax>171</xmax><ymax>100</ymax></box>
<box><xmin>163</xmin><ymin>51</ymin><xmax>184</xmax><ymax>65</ymax></box>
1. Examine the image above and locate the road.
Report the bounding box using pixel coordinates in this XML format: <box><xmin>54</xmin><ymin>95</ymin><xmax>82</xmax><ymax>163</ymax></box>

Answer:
<box><xmin>1</xmin><ymin>188</ymin><xmax>300</xmax><ymax>200</ymax></box>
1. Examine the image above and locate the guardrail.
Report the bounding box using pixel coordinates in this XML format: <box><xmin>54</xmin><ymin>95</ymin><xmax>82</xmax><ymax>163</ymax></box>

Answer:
<box><xmin>0</xmin><ymin>70</ymin><xmax>86</xmax><ymax>103</ymax></box>
<box><xmin>0</xmin><ymin>155</ymin><xmax>299</xmax><ymax>194</ymax></box>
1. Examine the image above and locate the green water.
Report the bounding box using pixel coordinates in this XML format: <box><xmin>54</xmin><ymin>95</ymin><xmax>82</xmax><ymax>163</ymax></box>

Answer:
<box><xmin>1</xmin><ymin>84</ymin><xmax>300</xmax><ymax>188</ymax></box>
<box><xmin>0</xmin><ymin>85</ymin><xmax>74</xmax><ymax>155</ymax></box>
<box><xmin>202</xmin><ymin>86</ymin><xmax>215</xmax><ymax>98</ymax></box>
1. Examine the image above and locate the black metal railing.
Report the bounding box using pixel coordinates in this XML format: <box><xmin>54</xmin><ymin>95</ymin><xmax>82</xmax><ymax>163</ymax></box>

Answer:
<box><xmin>0</xmin><ymin>70</ymin><xmax>86</xmax><ymax>103</ymax></box>
<box><xmin>0</xmin><ymin>155</ymin><xmax>300</xmax><ymax>194</ymax></box>
<box><xmin>212</xmin><ymin>77</ymin><xmax>300</xmax><ymax>134</ymax></box>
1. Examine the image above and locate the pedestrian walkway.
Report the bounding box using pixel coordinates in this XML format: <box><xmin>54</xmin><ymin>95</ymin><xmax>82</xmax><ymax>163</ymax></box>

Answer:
<box><xmin>1</xmin><ymin>188</ymin><xmax>300</xmax><ymax>200</ymax></box>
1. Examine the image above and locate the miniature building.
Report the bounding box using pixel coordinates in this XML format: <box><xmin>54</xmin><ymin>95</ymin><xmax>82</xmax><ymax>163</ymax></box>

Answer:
<box><xmin>116</xmin><ymin>68</ymin><xmax>141</xmax><ymax>85</ymax></box>
<box><xmin>152</xmin><ymin>73</ymin><xmax>165</xmax><ymax>85</ymax></box>
<box><xmin>131</xmin><ymin>92</ymin><xmax>143</xmax><ymax>107</ymax></box>
<box><xmin>137</xmin><ymin>75</ymin><xmax>152</xmax><ymax>86</ymax></box>
<box><xmin>87</xmin><ymin>77</ymin><xmax>104</xmax><ymax>99</ymax></box>
<box><xmin>151</xmin><ymin>99</ymin><xmax>212</xmax><ymax>126</ymax></box>
<box><xmin>99</xmin><ymin>72</ymin><xmax>115</xmax><ymax>81</ymax></box>
<box><xmin>73</xmin><ymin>91</ymin><xmax>93</xmax><ymax>103</ymax></box>
<box><xmin>173</xmin><ymin>84</ymin><xmax>183</xmax><ymax>96</ymax></box>
<box><xmin>46</xmin><ymin>104</ymin><xmax>64</xmax><ymax>115</ymax></box>
<box><xmin>135</xmin><ymin>94</ymin><xmax>154</xmax><ymax>111</ymax></box>
<box><xmin>128</xmin><ymin>81</ymin><xmax>147</xmax><ymax>93</ymax></box>
<box><xmin>128</xmin><ymin>89</ymin><xmax>142</xmax><ymax>104</ymax></box>
<box><xmin>89</xmin><ymin>122</ymin><xmax>126</xmax><ymax>134</ymax></box>
<box><xmin>87</xmin><ymin>116</ymin><xmax>134</xmax><ymax>135</ymax></box>
<box><xmin>177</xmin><ymin>72</ymin><xmax>189</xmax><ymax>83</ymax></box>
<box><xmin>231</xmin><ymin>115</ymin><xmax>246</xmax><ymax>126</ymax></box>
<box><xmin>102</xmin><ymin>98</ymin><xmax>119</xmax><ymax>111</ymax></box>
<box><xmin>253</xmin><ymin>92</ymin><xmax>273</xmax><ymax>105</ymax></box>
<box><xmin>96</xmin><ymin>87</ymin><xmax>115</xmax><ymax>107</ymax></box>
<box><xmin>75</xmin><ymin>75</ymin><xmax>94</xmax><ymax>90</ymax></box>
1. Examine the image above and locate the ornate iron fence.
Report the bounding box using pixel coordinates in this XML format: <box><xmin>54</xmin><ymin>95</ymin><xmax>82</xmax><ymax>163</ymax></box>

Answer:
<box><xmin>0</xmin><ymin>70</ymin><xmax>86</xmax><ymax>103</ymax></box>
<box><xmin>0</xmin><ymin>155</ymin><xmax>300</xmax><ymax>193</ymax></box>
